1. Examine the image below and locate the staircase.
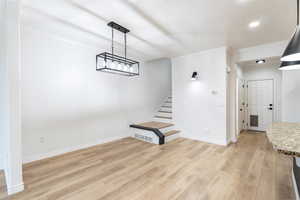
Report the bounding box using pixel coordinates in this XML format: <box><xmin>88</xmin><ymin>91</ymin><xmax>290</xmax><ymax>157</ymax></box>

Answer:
<box><xmin>154</xmin><ymin>96</ymin><xmax>172</xmax><ymax>123</ymax></box>
<box><xmin>130</xmin><ymin>96</ymin><xmax>180</xmax><ymax>145</ymax></box>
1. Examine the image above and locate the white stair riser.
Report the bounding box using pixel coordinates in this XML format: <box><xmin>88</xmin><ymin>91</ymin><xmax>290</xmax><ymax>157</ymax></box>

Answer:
<box><xmin>165</xmin><ymin>133</ymin><xmax>180</xmax><ymax>143</ymax></box>
<box><xmin>163</xmin><ymin>102</ymin><xmax>172</xmax><ymax>107</ymax></box>
<box><xmin>153</xmin><ymin>117</ymin><xmax>172</xmax><ymax>124</ymax></box>
<box><xmin>159</xmin><ymin>107</ymin><xmax>172</xmax><ymax>112</ymax></box>
<box><xmin>156</xmin><ymin>112</ymin><xmax>172</xmax><ymax>118</ymax></box>
<box><xmin>132</xmin><ymin>129</ymin><xmax>159</xmax><ymax>144</ymax></box>
<box><xmin>131</xmin><ymin>129</ymin><xmax>179</xmax><ymax>144</ymax></box>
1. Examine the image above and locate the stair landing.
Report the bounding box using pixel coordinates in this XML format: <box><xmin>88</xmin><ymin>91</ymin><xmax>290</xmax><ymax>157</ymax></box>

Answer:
<box><xmin>136</xmin><ymin>121</ymin><xmax>174</xmax><ymax>129</ymax></box>
<box><xmin>131</xmin><ymin>121</ymin><xmax>179</xmax><ymax>144</ymax></box>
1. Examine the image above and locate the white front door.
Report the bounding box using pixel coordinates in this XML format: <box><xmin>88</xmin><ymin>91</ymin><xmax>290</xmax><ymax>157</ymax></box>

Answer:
<box><xmin>247</xmin><ymin>79</ymin><xmax>274</xmax><ymax>131</ymax></box>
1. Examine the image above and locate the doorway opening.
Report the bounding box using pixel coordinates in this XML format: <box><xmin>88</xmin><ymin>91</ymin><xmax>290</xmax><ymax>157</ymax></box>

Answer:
<box><xmin>236</xmin><ymin>57</ymin><xmax>282</xmax><ymax>136</ymax></box>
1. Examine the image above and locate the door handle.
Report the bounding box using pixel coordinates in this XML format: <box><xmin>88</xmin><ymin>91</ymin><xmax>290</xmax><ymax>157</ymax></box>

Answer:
<box><xmin>268</xmin><ymin>107</ymin><xmax>273</xmax><ymax>110</ymax></box>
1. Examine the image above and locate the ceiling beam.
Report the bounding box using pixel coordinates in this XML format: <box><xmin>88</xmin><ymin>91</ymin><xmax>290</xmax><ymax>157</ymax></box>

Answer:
<box><xmin>120</xmin><ymin>0</ymin><xmax>186</xmax><ymax>48</ymax></box>
<box><xmin>68</xmin><ymin>0</ymin><xmax>175</xmax><ymax>56</ymax></box>
<box><xmin>22</xmin><ymin>5</ymin><xmax>153</xmax><ymax>59</ymax></box>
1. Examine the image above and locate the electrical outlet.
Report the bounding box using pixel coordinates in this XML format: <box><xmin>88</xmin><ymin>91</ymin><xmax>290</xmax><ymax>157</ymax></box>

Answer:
<box><xmin>204</xmin><ymin>128</ymin><xmax>210</xmax><ymax>134</ymax></box>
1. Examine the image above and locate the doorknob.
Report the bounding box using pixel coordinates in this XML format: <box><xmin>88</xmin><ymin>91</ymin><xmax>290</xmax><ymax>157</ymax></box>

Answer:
<box><xmin>268</xmin><ymin>107</ymin><xmax>273</xmax><ymax>110</ymax></box>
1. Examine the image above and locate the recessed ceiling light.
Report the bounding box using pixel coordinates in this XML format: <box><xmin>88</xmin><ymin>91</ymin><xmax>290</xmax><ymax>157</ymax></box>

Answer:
<box><xmin>256</xmin><ymin>59</ymin><xmax>265</xmax><ymax>64</ymax></box>
<box><xmin>249</xmin><ymin>20</ymin><xmax>260</xmax><ymax>28</ymax></box>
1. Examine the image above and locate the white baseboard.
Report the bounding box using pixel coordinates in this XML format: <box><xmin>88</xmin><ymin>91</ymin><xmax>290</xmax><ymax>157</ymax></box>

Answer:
<box><xmin>182</xmin><ymin>135</ymin><xmax>227</xmax><ymax>146</ymax></box>
<box><xmin>23</xmin><ymin>135</ymin><xmax>129</xmax><ymax>164</ymax></box>
<box><xmin>293</xmin><ymin>168</ymin><xmax>300</xmax><ymax>200</ymax></box>
<box><xmin>7</xmin><ymin>182</ymin><xmax>24</xmax><ymax>195</ymax></box>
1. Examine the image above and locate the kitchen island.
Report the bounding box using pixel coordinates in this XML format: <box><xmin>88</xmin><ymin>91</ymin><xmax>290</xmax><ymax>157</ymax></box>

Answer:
<box><xmin>267</xmin><ymin>122</ymin><xmax>300</xmax><ymax>200</ymax></box>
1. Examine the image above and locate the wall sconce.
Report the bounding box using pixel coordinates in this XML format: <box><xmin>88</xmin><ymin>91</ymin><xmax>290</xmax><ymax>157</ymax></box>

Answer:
<box><xmin>191</xmin><ymin>71</ymin><xmax>199</xmax><ymax>81</ymax></box>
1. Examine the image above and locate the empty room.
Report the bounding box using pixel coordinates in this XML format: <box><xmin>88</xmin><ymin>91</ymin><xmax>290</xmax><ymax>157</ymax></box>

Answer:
<box><xmin>1</xmin><ymin>0</ymin><xmax>300</xmax><ymax>199</ymax></box>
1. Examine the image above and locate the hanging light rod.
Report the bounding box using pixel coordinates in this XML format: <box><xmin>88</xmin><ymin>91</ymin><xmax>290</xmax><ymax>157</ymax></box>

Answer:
<box><xmin>96</xmin><ymin>21</ymin><xmax>140</xmax><ymax>76</ymax></box>
<box><xmin>281</xmin><ymin>0</ymin><xmax>300</xmax><ymax>64</ymax></box>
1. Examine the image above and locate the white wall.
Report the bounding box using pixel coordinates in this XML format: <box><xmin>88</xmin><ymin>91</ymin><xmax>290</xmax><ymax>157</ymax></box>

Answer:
<box><xmin>0</xmin><ymin>0</ymin><xmax>6</xmax><ymax>171</ymax></box>
<box><xmin>236</xmin><ymin>65</ymin><xmax>244</xmax><ymax>79</ymax></box>
<box><xmin>282</xmin><ymin>70</ymin><xmax>300</xmax><ymax>122</ymax></box>
<box><xmin>241</xmin><ymin>63</ymin><xmax>283</xmax><ymax>122</ymax></box>
<box><xmin>1</xmin><ymin>0</ymin><xmax>24</xmax><ymax>194</ymax></box>
<box><xmin>21</xmin><ymin>26</ymin><xmax>172</xmax><ymax>163</ymax></box>
<box><xmin>172</xmin><ymin>47</ymin><xmax>228</xmax><ymax>146</ymax></box>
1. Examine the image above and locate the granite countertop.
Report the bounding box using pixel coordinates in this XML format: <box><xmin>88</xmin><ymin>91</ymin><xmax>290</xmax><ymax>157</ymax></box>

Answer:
<box><xmin>266</xmin><ymin>122</ymin><xmax>300</xmax><ymax>157</ymax></box>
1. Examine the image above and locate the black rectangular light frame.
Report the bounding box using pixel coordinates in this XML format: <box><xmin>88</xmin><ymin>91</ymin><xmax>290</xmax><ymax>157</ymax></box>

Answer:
<box><xmin>96</xmin><ymin>52</ymin><xmax>140</xmax><ymax>77</ymax></box>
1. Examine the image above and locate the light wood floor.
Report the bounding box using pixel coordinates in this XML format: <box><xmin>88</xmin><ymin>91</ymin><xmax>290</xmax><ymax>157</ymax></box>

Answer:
<box><xmin>0</xmin><ymin>131</ymin><xmax>295</xmax><ymax>200</ymax></box>
<box><xmin>0</xmin><ymin>171</ymin><xmax>6</xmax><ymax>200</ymax></box>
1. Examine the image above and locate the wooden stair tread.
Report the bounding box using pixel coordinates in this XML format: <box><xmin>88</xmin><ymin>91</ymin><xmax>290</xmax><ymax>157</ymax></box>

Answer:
<box><xmin>165</xmin><ymin>101</ymin><xmax>172</xmax><ymax>103</ymax></box>
<box><xmin>164</xmin><ymin>130</ymin><xmax>180</xmax><ymax>137</ymax></box>
<box><xmin>158</xmin><ymin>110</ymin><xmax>172</xmax><ymax>113</ymax></box>
<box><xmin>161</xmin><ymin>106</ymin><xmax>172</xmax><ymax>108</ymax></box>
<box><xmin>136</xmin><ymin>121</ymin><xmax>174</xmax><ymax>129</ymax></box>
<box><xmin>154</xmin><ymin>116</ymin><xmax>172</xmax><ymax>119</ymax></box>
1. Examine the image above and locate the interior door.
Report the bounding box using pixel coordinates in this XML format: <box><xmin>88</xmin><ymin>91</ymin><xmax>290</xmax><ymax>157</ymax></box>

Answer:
<box><xmin>237</xmin><ymin>79</ymin><xmax>246</xmax><ymax>133</ymax></box>
<box><xmin>247</xmin><ymin>79</ymin><xmax>274</xmax><ymax>131</ymax></box>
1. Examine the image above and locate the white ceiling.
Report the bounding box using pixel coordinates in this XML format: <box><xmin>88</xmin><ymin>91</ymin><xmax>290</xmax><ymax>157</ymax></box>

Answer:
<box><xmin>22</xmin><ymin>0</ymin><xmax>296</xmax><ymax>61</ymax></box>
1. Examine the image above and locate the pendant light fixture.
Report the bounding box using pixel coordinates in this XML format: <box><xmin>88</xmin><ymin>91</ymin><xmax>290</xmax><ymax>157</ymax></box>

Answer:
<box><xmin>96</xmin><ymin>22</ymin><xmax>139</xmax><ymax>76</ymax></box>
<box><xmin>279</xmin><ymin>60</ymin><xmax>300</xmax><ymax>70</ymax></box>
<box><xmin>281</xmin><ymin>0</ymin><xmax>300</xmax><ymax>62</ymax></box>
